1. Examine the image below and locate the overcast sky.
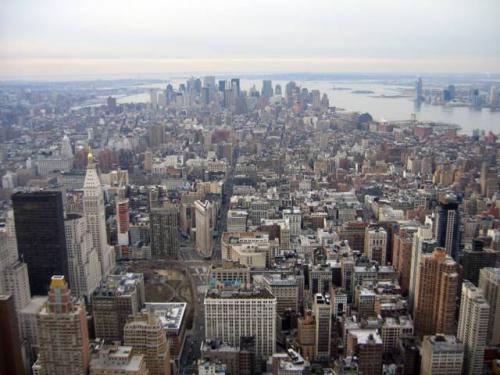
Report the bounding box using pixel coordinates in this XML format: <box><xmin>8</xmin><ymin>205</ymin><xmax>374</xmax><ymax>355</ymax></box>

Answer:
<box><xmin>1</xmin><ymin>0</ymin><xmax>499</xmax><ymax>78</ymax></box>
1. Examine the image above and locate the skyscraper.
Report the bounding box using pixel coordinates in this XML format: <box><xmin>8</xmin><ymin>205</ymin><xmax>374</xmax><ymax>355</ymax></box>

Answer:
<box><xmin>124</xmin><ymin>311</ymin><xmax>171</xmax><ymax>375</ymax></box>
<box><xmin>0</xmin><ymin>211</ymin><xmax>31</xmax><ymax>311</ymax></box>
<box><xmin>457</xmin><ymin>281</ymin><xmax>490</xmax><ymax>375</ymax></box>
<box><xmin>313</xmin><ymin>293</ymin><xmax>331</xmax><ymax>361</ymax></box>
<box><xmin>478</xmin><ymin>267</ymin><xmax>500</xmax><ymax>345</ymax></box>
<box><xmin>194</xmin><ymin>200</ymin><xmax>213</xmax><ymax>258</ymax></box>
<box><xmin>435</xmin><ymin>195</ymin><xmax>460</xmax><ymax>260</ymax></box>
<box><xmin>12</xmin><ymin>191</ymin><xmax>69</xmax><ymax>295</ymax></box>
<box><xmin>415</xmin><ymin>77</ymin><xmax>423</xmax><ymax>101</ymax></box>
<box><xmin>83</xmin><ymin>151</ymin><xmax>115</xmax><ymax>277</ymax></box>
<box><xmin>36</xmin><ymin>276</ymin><xmax>90</xmax><ymax>375</ymax></box>
<box><xmin>0</xmin><ymin>295</ymin><xmax>25</xmax><ymax>375</ymax></box>
<box><xmin>413</xmin><ymin>247</ymin><xmax>459</xmax><ymax>338</ymax></box>
<box><xmin>64</xmin><ymin>214</ymin><xmax>101</xmax><ymax>302</ymax></box>
<box><xmin>150</xmin><ymin>205</ymin><xmax>179</xmax><ymax>259</ymax></box>
<box><xmin>230</xmin><ymin>78</ymin><xmax>240</xmax><ymax>97</ymax></box>
<box><xmin>262</xmin><ymin>80</ymin><xmax>273</xmax><ymax>98</ymax></box>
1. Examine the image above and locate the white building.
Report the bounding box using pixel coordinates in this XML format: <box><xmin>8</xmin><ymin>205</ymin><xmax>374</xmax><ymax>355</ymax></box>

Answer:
<box><xmin>204</xmin><ymin>287</ymin><xmax>276</xmax><ymax>361</ymax></box>
<box><xmin>283</xmin><ymin>208</ymin><xmax>301</xmax><ymax>237</ymax></box>
<box><xmin>64</xmin><ymin>214</ymin><xmax>102</xmax><ymax>301</ymax></box>
<box><xmin>457</xmin><ymin>281</ymin><xmax>490</xmax><ymax>375</ymax></box>
<box><xmin>479</xmin><ymin>267</ymin><xmax>500</xmax><ymax>345</ymax></box>
<box><xmin>83</xmin><ymin>152</ymin><xmax>115</xmax><ymax>276</ymax></box>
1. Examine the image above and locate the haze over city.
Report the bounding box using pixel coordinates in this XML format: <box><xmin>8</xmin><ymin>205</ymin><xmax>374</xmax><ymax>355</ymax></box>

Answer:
<box><xmin>1</xmin><ymin>0</ymin><xmax>500</xmax><ymax>78</ymax></box>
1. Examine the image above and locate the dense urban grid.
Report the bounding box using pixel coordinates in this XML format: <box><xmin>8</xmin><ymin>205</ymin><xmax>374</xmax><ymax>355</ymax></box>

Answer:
<box><xmin>0</xmin><ymin>75</ymin><xmax>499</xmax><ymax>375</ymax></box>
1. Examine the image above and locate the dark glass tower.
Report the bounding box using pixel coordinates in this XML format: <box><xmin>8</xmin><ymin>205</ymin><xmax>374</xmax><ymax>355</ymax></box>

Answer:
<box><xmin>12</xmin><ymin>191</ymin><xmax>69</xmax><ymax>295</ymax></box>
<box><xmin>435</xmin><ymin>195</ymin><xmax>460</xmax><ymax>260</ymax></box>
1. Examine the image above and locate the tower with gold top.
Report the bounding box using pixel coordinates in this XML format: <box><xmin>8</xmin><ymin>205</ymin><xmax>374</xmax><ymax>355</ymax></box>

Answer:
<box><xmin>35</xmin><ymin>276</ymin><xmax>90</xmax><ymax>374</ymax></box>
<box><xmin>83</xmin><ymin>150</ymin><xmax>115</xmax><ymax>277</ymax></box>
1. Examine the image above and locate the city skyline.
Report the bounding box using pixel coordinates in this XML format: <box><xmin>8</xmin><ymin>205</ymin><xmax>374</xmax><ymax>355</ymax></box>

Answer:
<box><xmin>1</xmin><ymin>0</ymin><xmax>500</xmax><ymax>78</ymax></box>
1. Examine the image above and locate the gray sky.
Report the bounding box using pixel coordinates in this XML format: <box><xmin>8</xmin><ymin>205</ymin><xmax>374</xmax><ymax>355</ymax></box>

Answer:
<box><xmin>1</xmin><ymin>0</ymin><xmax>499</xmax><ymax>77</ymax></box>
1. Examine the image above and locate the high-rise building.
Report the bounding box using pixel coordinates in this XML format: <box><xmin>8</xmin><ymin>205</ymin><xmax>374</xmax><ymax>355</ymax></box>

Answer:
<box><xmin>478</xmin><ymin>267</ymin><xmax>500</xmax><ymax>345</ymax></box>
<box><xmin>490</xmin><ymin>85</ymin><xmax>498</xmax><ymax>106</ymax></box>
<box><xmin>204</xmin><ymin>286</ymin><xmax>277</xmax><ymax>361</ymax></box>
<box><xmin>65</xmin><ymin>214</ymin><xmax>101</xmax><ymax>302</ymax></box>
<box><xmin>415</xmin><ymin>77</ymin><xmax>423</xmax><ymax>101</ymax></box>
<box><xmin>124</xmin><ymin>311</ymin><xmax>171</xmax><ymax>375</ymax></box>
<box><xmin>36</xmin><ymin>276</ymin><xmax>90</xmax><ymax>375</ymax></box>
<box><xmin>420</xmin><ymin>335</ymin><xmax>464</xmax><ymax>375</ymax></box>
<box><xmin>364</xmin><ymin>226</ymin><xmax>387</xmax><ymax>265</ymax></box>
<box><xmin>150</xmin><ymin>205</ymin><xmax>179</xmax><ymax>259</ymax></box>
<box><xmin>61</xmin><ymin>134</ymin><xmax>74</xmax><ymax>159</ymax></box>
<box><xmin>92</xmin><ymin>273</ymin><xmax>145</xmax><ymax>342</ymax></box>
<box><xmin>12</xmin><ymin>191</ymin><xmax>69</xmax><ymax>295</ymax></box>
<box><xmin>262</xmin><ymin>80</ymin><xmax>273</xmax><ymax>98</ymax></box>
<box><xmin>116</xmin><ymin>199</ymin><xmax>130</xmax><ymax>246</ymax></box>
<box><xmin>408</xmin><ymin>225</ymin><xmax>436</xmax><ymax>311</ymax></box>
<box><xmin>0</xmin><ymin>295</ymin><xmax>25</xmax><ymax>375</ymax></box>
<box><xmin>230</xmin><ymin>78</ymin><xmax>240</xmax><ymax>97</ymax></box>
<box><xmin>435</xmin><ymin>195</ymin><xmax>460</xmax><ymax>260</ymax></box>
<box><xmin>194</xmin><ymin>200</ymin><xmax>214</xmax><ymax>258</ymax></box>
<box><xmin>413</xmin><ymin>247</ymin><xmax>459</xmax><ymax>338</ymax></box>
<box><xmin>460</xmin><ymin>240</ymin><xmax>498</xmax><ymax>285</ymax></box>
<box><xmin>457</xmin><ymin>281</ymin><xmax>489</xmax><ymax>375</ymax></box>
<box><xmin>0</xmin><ymin>211</ymin><xmax>31</xmax><ymax>312</ymax></box>
<box><xmin>480</xmin><ymin>162</ymin><xmax>498</xmax><ymax>198</ymax></box>
<box><xmin>312</xmin><ymin>293</ymin><xmax>331</xmax><ymax>361</ymax></box>
<box><xmin>84</xmin><ymin>151</ymin><xmax>115</xmax><ymax>277</ymax></box>
<box><xmin>297</xmin><ymin>310</ymin><xmax>316</xmax><ymax>361</ymax></box>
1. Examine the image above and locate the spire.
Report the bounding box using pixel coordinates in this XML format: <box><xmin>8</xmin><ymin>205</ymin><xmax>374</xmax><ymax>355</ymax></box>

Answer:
<box><xmin>87</xmin><ymin>148</ymin><xmax>94</xmax><ymax>166</ymax></box>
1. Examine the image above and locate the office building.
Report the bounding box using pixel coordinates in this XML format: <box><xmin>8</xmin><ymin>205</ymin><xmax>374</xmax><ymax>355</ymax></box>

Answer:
<box><xmin>414</xmin><ymin>248</ymin><xmax>458</xmax><ymax>338</ymax></box>
<box><xmin>200</xmin><ymin>338</ymin><xmax>257</xmax><ymax>375</ymax></box>
<box><xmin>262</xmin><ymin>80</ymin><xmax>273</xmax><ymax>98</ymax></box>
<box><xmin>313</xmin><ymin>293</ymin><xmax>331</xmax><ymax>361</ymax></box>
<box><xmin>0</xmin><ymin>295</ymin><xmax>24</xmax><ymax>375</ymax></box>
<box><xmin>365</xmin><ymin>226</ymin><xmax>387</xmax><ymax>265</ymax></box>
<box><xmin>65</xmin><ymin>214</ymin><xmax>101</xmax><ymax>302</ymax></box>
<box><xmin>297</xmin><ymin>310</ymin><xmax>315</xmax><ymax>361</ymax></box>
<box><xmin>36</xmin><ymin>276</ymin><xmax>90</xmax><ymax>375</ymax></box>
<box><xmin>84</xmin><ymin>151</ymin><xmax>115</xmax><ymax>276</ymax></box>
<box><xmin>420</xmin><ymin>335</ymin><xmax>464</xmax><ymax>375</ymax></box>
<box><xmin>457</xmin><ymin>281</ymin><xmax>489</xmax><ymax>375</ymax></box>
<box><xmin>478</xmin><ymin>267</ymin><xmax>500</xmax><ymax>345</ymax></box>
<box><xmin>194</xmin><ymin>200</ymin><xmax>214</xmax><ymax>258</ymax></box>
<box><xmin>282</xmin><ymin>208</ymin><xmax>301</xmax><ymax>237</ymax></box>
<box><xmin>346</xmin><ymin>330</ymin><xmax>383</xmax><ymax>375</ymax></box>
<box><xmin>398</xmin><ymin>336</ymin><xmax>420</xmax><ymax>375</ymax></box>
<box><xmin>124</xmin><ymin>312</ymin><xmax>171</xmax><ymax>375</ymax></box>
<box><xmin>92</xmin><ymin>273</ymin><xmax>145</xmax><ymax>342</ymax></box>
<box><xmin>461</xmin><ymin>241</ymin><xmax>498</xmax><ymax>285</ymax></box>
<box><xmin>12</xmin><ymin>191</ymin><xmax>69</xmax><ymax>295</ymax></box>
<box><xmin>204</xmin><ymin>287</ymin><xmax>276</xmax><ymax>361</ymax></box>
<box><xmin>415</xmin><ymin>77</ymin><xmax>423</xmax><ymax>101</ymax></box>
<box><xmin>380</xmin><ymin>316</ymin><xmax>414</xmax><ymax>353</ymax></box>
<box><xmin>89</xmin><ymin>344</ymin><xmax>148</xmax><ymax>375</ymax></box>
<box><xmin>150</xmin><ymin>205</ymin><xmax>180</xmax><ymax>259</ymax></box>
<box><xmin>209</xmin><ymin>261</ymin><xmax>251</xmax><ymax>286</ymax></box>
<box><xmin>258</xmin><ymin>274</ymin><xmax>299</xmax><ymax>314</ymax></box>
<box><xmin>435</xmin><ymin>195</ymin><xmax>460</xmax><ymax>260</ymax></box>
<box><xmin>116</xmin><ymin>199</ymin><xmax>130</xmax><ymax>246</ymax></box>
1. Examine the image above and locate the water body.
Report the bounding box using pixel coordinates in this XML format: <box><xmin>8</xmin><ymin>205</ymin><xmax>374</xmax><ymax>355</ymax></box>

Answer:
<box><xmin>120</xmin><ymin>79</ymin><xmax>500</xmax><ymax>134</ymax></box>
